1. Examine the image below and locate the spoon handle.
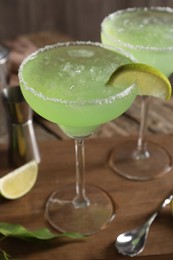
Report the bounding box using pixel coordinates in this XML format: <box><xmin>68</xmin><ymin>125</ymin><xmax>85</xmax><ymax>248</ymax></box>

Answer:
<box><xmin>147</xmin><ymin>192</ymin><xmax>173</xmax><ymax>226</ymax></box>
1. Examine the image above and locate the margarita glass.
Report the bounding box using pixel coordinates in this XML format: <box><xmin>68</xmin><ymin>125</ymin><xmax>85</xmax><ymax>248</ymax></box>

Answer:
<box><xmin>19</xmin><ymin>41</ymin><xmax>137</xmax><ymax>235</ymax></box>
<box><xmin>101</xmin><ymin>7</ymin><xmax>173</xmax><ymax>181</ymax></box>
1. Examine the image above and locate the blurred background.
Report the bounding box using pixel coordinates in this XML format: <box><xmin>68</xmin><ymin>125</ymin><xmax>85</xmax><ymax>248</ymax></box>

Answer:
<box><xmin>0</xmin><ymin>0</ymin><xmax>173</xmax><ymax>144</ymax></box>
<box><xmin>1</xmin><ymin>0</ymin><xmax>173</xmax><ymax>41</ymax></box>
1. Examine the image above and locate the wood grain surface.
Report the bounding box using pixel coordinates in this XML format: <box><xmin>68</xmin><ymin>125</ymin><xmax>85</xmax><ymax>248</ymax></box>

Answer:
<box><xmin>1</xmin><ymin>136</ymin><xmax>173</xmax><ymax>259</ymax></box>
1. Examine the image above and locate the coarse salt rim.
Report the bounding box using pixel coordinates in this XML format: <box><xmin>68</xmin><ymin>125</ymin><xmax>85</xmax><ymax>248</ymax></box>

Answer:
<box><xmin>101</xmin><ymin>6</ymin><xmax>173</xmax><ymax>52</ymax></box>
<box><xmin>18</xmin><ymin>41</ymin><xmax>136</xmax><ymax>106</ymax></box>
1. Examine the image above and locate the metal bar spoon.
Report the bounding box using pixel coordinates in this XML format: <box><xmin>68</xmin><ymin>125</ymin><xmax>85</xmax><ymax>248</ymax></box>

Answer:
<box><xmin>115</xmin><ymin>192</ymin><xmax>173</xmax><ymax>257</ymax></box>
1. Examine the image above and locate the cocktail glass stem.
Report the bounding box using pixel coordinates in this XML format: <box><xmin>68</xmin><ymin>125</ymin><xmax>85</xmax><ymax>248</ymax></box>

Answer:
<box><xmin>133</xmin><ymin>96</ymin><xmax>151</xmax><ymax>160</ymax></box>
<box><xmin>73</xmin><ymin>138</ymin><xmax>90</xmax><ymax>208</ymax></box>
<box><xmin>109</xmin><ymin>94</ymin><xmax>172</xmax><ymax>180</ymax></box>
<box><xmin>45</xmin><ymin>137</ymin><xmax>115</xmax><ymax>234</ymax></box>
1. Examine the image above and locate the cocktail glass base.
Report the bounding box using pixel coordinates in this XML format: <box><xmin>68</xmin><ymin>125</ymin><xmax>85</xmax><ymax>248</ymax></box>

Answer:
<box><xmin>109</xmin><ymin>139</ymin><xmax>172</xmax><ymax>181</ymax></box>
<box><xmin>45</xmin><ymin>184</ymin><xmax>115</xmax><ymax>235</ymax></box>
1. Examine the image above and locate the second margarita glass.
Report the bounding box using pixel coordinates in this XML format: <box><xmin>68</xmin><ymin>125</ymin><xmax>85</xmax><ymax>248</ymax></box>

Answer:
<box><xmin>101</xmin><ymin>7</ymin><xmax>173</xmax><ymax>181</ymax></box>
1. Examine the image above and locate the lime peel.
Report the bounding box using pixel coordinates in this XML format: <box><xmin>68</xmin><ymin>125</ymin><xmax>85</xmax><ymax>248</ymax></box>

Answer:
<box><xmin>106</xmin><ymin>63</ymin><xmax>172</xmax><ymax>100</ymax></box>
<box><xmin>0</xmin><ymin>160</ymin><xmax>38</xmax><ymax>200</ymax></box>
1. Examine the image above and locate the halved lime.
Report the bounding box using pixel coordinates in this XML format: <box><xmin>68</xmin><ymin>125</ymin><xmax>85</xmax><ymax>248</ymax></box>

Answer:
<box><xmin>106</xmin><ymin>63</ymin><xmax>172</xmax><ymax>100</ymax></box>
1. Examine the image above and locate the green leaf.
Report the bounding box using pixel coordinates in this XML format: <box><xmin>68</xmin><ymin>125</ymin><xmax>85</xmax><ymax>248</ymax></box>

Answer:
<box><xmin>0</xmin><ymin>249</ymin><xmax>11</xmax><ymax>260</ymax></box>
<box><xmin>0</xmin><ymin>223</ymin><xmax>84</xmax><ymax>260</ymax></box>
<box><xmin>0</xmin><ymin>222</ymin><xmax>84</xmax><ymax>241</ymax></box>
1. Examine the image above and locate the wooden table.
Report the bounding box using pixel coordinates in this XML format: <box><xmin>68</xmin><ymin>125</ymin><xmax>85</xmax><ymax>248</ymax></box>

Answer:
<box><xmin>1</xmin><ymin>135</ymin><xmax>173</xmax><ymax>259</ymax></box>
<box><xmin>1</xmin><ymin>31</ymin><xmax>173</xmax><ymax>259</ymax></box>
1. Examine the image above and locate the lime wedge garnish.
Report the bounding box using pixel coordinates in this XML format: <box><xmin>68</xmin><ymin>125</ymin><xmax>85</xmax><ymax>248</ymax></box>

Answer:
<box><xmin>107</xmin><ymin>63</ymin><xmax>172</xmax><ymax>100</ymax></box>
<box><xmin>0</xmin><ymin>160</ymin><xmax>38</xmax><ymax>199</ymax></box>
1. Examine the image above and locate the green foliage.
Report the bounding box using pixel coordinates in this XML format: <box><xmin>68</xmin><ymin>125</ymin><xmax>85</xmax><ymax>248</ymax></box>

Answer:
<box><xmin>0</xmin><ymin>222</ymin><xmax>84</xmax><ymax>260</ymax></box>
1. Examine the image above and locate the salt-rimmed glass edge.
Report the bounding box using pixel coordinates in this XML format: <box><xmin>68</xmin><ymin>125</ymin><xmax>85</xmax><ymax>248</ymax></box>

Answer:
<box><xmin>18</xmin><ymin>41</ymin><xmax>136</xmax><ymax>106</ymax></box>
<box><xmin>101</xmin><ymin>6</ymin><xmax>173</xmax><ymax>52</ymax></box>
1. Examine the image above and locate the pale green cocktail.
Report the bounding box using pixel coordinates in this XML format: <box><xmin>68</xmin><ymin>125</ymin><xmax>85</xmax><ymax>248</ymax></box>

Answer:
<box><xmin>19</xmin><ymin>41</ymin><xmax>137</xmax><ymax>235</ymax></box>
<box><xmin>101</xmin><ymin>7</ymin><xmax>173</xmax><ymax>181</ymax></box>
<box><xmin>101</xmin><ymin>7</ymin><xmax>173</xmax><ymax>76</ymax></box>
<box><xmin>19</xmin><ymin>42</ymin><xmax>136</xmax><ymax>137</ymax></box>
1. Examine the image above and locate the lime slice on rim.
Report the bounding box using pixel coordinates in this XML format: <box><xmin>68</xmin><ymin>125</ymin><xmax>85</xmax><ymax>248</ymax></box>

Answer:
<box><xmin>0</xmin><ymin>160</ymin><xmax>38</xmax><ymax>199</ymax></box>
<box><xmin>106</xmin><ymin>63</ymin><xmax>172</xmax><ymax>100</ymax></box>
